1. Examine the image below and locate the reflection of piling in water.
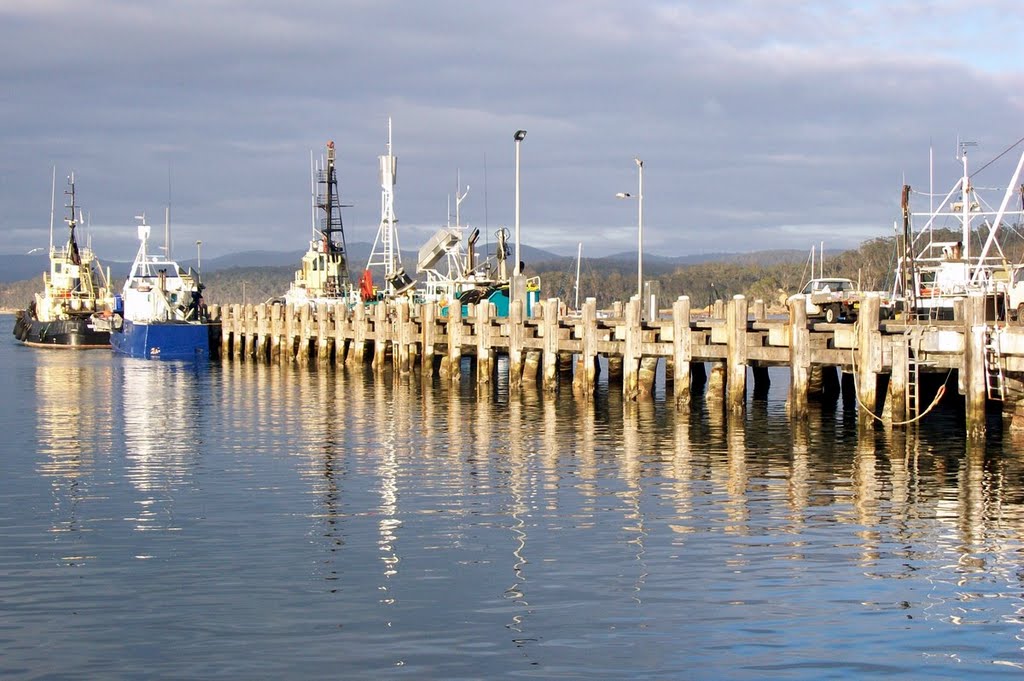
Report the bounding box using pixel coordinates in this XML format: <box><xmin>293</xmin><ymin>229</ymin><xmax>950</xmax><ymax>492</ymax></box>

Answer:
<box><xmin>216</xmin><ymin>287</ymin><xmax>1020</xmax><ymax>438</ymax></box>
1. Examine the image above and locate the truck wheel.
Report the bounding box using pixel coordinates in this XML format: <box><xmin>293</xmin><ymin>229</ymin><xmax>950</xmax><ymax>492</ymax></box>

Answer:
<box><xmin>825</xmin><ymin>305</ymin><xmax>837</xmax><ymax>324</ymax></box>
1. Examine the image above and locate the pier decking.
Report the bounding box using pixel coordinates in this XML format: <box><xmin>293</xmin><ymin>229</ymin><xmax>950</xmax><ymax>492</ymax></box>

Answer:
<box><xmin>212</xmin><ymin>292</ymin><xmax>1024</xmax><ymax>438</ymax></box>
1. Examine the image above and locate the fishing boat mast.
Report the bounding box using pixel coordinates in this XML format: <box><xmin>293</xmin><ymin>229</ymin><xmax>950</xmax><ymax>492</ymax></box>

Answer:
<box><xmin>317</xmin><ymin>139</ymin><xmax>350</xmax><ymax>280</ymax></box>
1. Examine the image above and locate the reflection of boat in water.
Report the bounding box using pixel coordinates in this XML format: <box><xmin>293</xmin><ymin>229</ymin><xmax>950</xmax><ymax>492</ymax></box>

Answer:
<box><xmin>891</xmin><ymin>142</ymin><xmax>1024</xmax><ymax>320</ymax></box>
<box><xmin>285</xmin><ymin>140</ymin><xmax>356</xmax><ymax>307</ymax></box>
<box><xmin>13</xmin><ymin>174</ymin><xmax>114</xmax><ymax>348</ymax></box>
<box><xmin>103</xmin><ymin>216</ymin><xmax>217</xmax><ymax>360</ymax></box>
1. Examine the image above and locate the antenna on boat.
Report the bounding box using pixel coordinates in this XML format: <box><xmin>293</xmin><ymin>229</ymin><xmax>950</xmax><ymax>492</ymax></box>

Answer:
<box><xmin>48</xmin><ymin>166</ymin><xmax>56</xmax><ymax>251</ymax></box>
<box><xmin>366</xmin><ymin>116</ymin><xmax>403</xmax><ymax>293</ymax></box>
<box><xmin>310</xmin><ymin>148</ymin><xmax>317</xmax><ymax>238</ymax></box>
<box><xmin>574</xmin><ymin>241</ymin><xmax>582</xmax><ymax>311</ymax></box>
<box><xmin>165</xmin><ymin>164</ymin><xmax>172</xmax><ymax>259</ymax></box>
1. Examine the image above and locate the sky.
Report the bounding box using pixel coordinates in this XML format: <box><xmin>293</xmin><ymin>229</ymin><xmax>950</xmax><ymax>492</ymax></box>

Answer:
<box><xmin>1</xmin><ymin>0</ymin><xmax>1023</xmax><ymax>262</ymax></box>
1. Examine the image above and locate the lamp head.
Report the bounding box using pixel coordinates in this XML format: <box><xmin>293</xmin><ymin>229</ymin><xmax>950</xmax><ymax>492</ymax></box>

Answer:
<box><xmin>634</xmin><ymin>157</ymin><xmax>643</xmax><ymax>168</ymax></box>
<box><xmin>615</xmin><ymin>192</ymin><xmax>632</xmax><ymax>199</ymax></box>
<box><xmin>514</xmin><ymin>130</ymin><xmax>527</xmax><ymax>141</ymax></box>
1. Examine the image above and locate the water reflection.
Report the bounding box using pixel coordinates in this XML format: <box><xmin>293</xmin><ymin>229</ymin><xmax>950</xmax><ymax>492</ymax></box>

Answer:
<box><xmin>120</xmin><ymin>359</ymin><xmax>205</xmax><ymax>533</ymax></box>
<box><xmin>34</xmin><ymin>353</ymin><xmax>116</xmax><ymax>565</ymax></box>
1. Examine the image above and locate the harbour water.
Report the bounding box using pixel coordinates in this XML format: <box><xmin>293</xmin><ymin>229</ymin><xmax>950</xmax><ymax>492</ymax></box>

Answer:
<box><xmin>2</xmin><ymin>313</ymin><xmax>1022</xmax><ymax>679</ymax></box>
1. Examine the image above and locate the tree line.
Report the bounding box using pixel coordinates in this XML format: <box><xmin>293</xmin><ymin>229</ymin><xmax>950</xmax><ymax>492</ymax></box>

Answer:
<box><xmin>4</xmin><ymin>226</ymin><xmax>1023</xmax><ymax>312</ymax></box>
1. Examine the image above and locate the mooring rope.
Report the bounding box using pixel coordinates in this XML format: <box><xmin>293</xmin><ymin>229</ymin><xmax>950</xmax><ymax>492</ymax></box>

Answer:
<box><xmin>847</xmin><ymin>321</ymin><xmax>950</xmax><ymax>426</ymax></box>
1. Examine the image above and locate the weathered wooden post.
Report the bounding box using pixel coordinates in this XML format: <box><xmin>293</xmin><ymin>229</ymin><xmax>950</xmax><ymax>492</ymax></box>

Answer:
<box><xmin>284</xmin><ymin>303</ymin><xmax>296</xmax><ymax>361</ymax></box>
<box><xmin>313</xmin><ymin>302</ymin><xmax>328</xmax><ymax>363</ymax></box>
<box><xmin>573</xmin><ymin>297</ymin><xmax>598</xmax><ymax>396</ymax></box>
<box><xmin>726</xmin><ymin>294</ymin><xmax>748</xmax><ymax>411</ymax></box>
<box><xmin>372</xmin><ymin>300</ymin><xmax>388</xmax><ymax>371</ymax></box>
<box><xmin>270</xmin><ymin>303</ymin><xmax>283</xmax><ymax>363</ymax></box>
<box><xmin>445</xmin><ymin>297</ymin><xmax>463</xmax><ymax>381</ymax></box>
<box><xmin>243</xmin><ymin>305</ymin><xmax>256</xmax><ymax>358</ymax></box>
<box><xmin>348</xmin><ymin>302</ymin><xmax>366</xmax><ymax>365</ymax></box>
<box><xmin>541</xmin><ymin>298</ymin><xmax>560</xmax><ymax>393</ymax></box>
<box><xmin>397</xmin><ymin>298</ymin><xmax>412</xmax><ymax>374</ymax></box>
<box><xmin>421</xmin><ymin>301</ymin><xmax>436</xmax><ymax>376</ymax></box>
<box><xmin>297</xmin><ymin>303</ymin><xmax>311</xmax><ymax>362</ymax></box>
<box><xmin>255</xmin><ymin>303</ymin><xmax>268</xmax><ymax>362</ymax></box>
<box><xmin>623</xmin><ymin>296</ymin><xmax>641</xmax><ymax>400</ymax></box>
<box><xmin>856</xmin><ymin>293</ymin><xmax>881</xmax><ymax>428</ymax></box>
<box><xmin>232</xmin><ymin>304</ymin><xmax>243</xmax><ymax>359</ymax></box>
<box><xmin>886</xmin><ymin>335</ymin><xmax>909</xmax><ymax>425</ymax></box>
<box><xmin>964</xmin><ymin>292</ymin><xmax>987</xmax><ymax>437</ymax></box>
<box><xmin>220</xmin><ymin>304</ymin><xmax>232</xmax><ymax>358</ymax></box>
<box><xmin>752</xmin><ymin>299</ymin><xmax>766</xmax><ymax>321</ymax></box>
<box><xmin>672</xmin><ymin>296</ymin><xmax>692</xmax><ymax>407</ymax></box>
<box><xmin>508</xmin><ymin>298</ymin><xmax>524</xmax><ymax>390</ymax></box>
<box><xmin>713</xmin><ymin>299</ymin><xmax>724</xmax><ymax>319</ymax></box>
<box><xmin>788</xmin><ymin>294</ymin><xmax>809</xmax><ymax>418</ymax></box>
<box><xmin>475</xmin><ymin>299</ymin><xmax>492</xmax><ymax>384</ymax></box>
<box><xmin>334</xmin><ymin>304</ymin><xmax>348</xmax><ymax>366</ymax></box>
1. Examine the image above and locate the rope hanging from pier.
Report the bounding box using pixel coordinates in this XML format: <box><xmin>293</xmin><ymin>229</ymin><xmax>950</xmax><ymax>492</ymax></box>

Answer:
<box><xmin>848</xmin><ymin>321</ymin><xmax>949</xmax><ymax>426</ymax></box>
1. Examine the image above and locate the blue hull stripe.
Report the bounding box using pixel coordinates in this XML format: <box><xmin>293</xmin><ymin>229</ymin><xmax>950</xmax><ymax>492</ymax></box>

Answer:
<box><xmin>111</xmin><ymin>320</ymin><xmax>212</xmax><ymax>360</ymax></box>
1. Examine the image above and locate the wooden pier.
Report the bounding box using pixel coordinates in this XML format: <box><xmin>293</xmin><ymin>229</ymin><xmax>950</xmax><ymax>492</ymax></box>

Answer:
<box><xmin>212</xmin><ymin>292</ymin><xmax>1024</xmax><ymax>438</ymax></box>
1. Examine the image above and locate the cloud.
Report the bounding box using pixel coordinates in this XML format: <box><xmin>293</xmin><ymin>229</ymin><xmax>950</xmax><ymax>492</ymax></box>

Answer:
<box><xmin>1</xmin><ymin>1</ymin><xmax>1022</xmax><ymax>266</ymax></box>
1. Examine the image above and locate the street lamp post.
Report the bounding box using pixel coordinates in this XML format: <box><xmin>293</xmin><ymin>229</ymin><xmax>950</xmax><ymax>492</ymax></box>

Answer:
<box><xmin>196</xmin><ymin>240</ymin><xmax>202</xmax><ymax>276</ymax></box>
<box><xmin>513</xmin><ymin>129</ymin><xmax>527</xmax><ymax>277</ymax></box>
<box><xmin>615</xmin><ymin>157</ymin><xmax>644</xmax><ymax>299</ymax></box>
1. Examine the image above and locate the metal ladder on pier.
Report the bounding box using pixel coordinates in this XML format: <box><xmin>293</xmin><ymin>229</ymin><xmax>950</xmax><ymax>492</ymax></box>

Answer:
<box><xmin>905</xmin><ymin>329</ymin><xmax>922</xmax><ymax>420</ymax></box>
<box><xmin>984</xmin><ymin>324</ymin><xmax>1005</xmax><ymax>402</ymax></box>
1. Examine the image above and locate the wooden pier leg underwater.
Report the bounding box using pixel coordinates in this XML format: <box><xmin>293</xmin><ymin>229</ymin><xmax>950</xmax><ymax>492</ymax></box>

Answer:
<box><xmin>623</xmin><ymin>296</ymin><xmax>641</xmax><ymax>400</ymax></box>
<box><xmin>508</xmin><ymin>298</ymin><xmax>524</xmax><ymax>391</ymax></box>
<box><xmin>446</xmin><ymin>297</ymin><xmax>463</xmax><ymax>382</ymax></box>
<box><xmin>297</xmin><ymin>303</ymin><xmax>311</xmax><ymax>362</ymax></box>
<box><xmin>573</xmin><ymin>297</ymin><xmax>598</xmax><ymax>396</ymax></box>
<box><xmin>284</xmin><ymin>304</ymin><xmax>296</xmax><ymax>361</ymax></box>
<box><xmin>886</xmin><ymin>335</ymin><xmax>908</xmax><ymax>425</ymax></box>
<box><xmin>255</xmin><ymin>303</ymin><xmax>269</xmax><ymax>361</ymax></box>
<box><xmin>475</xmin><ymin>300</ymin><xmax>492</xmax><ymax>385</ymax></box>
<box><xmin>373</xmin><ymin>301</ymin><xmax>388</xmax><ymax>371</ymax></box>
<box><xmin>542</xmin><ymin>298</ymin><xmax>560</xmax><ymax>393</ymax></box>
<box><xmin>349</xmin><ymin>303</ymin><xmax>366</xmax><ymax>365</ymax></box>
<box><xmin>856</xmin><ymin>293</ymin><xmax>881</xmax><ymax>428</ymax></box>
<box><xmin>334</xmin><ymin>304</ymin><xmax>348</xmax><ymax>366</ymax></box>
<box><xmin>270</xmin><ymin>303</ymin><xmax>282</xmax><ymax>363</ymax></box>
<box><xmin>788</xmin><ymin>294</ymin><xmax>810</xmax><ymax>418</ymax></box>
<box><xmin>672</xmin><ymin>296</ymin><xmax>692</xmax><ymax>407</ymax></box>
<box><xmin>243</xmin><ymin>305</ymin><xmax>255</xmax><ymax>358</ymax></box>
<box><xmin>964</xmin><ymin>292</ymin><xmax>987</xmax><ymax>437</ymax></box>
<box><xmin>422</xmin><ymin>302</ymin><xmax>436</xmax><ymax>376</ymax></box>
<box><xmin>397</xmin><ymin>299</ymin><xmax>412</xmax><ymax>374</ymax></box>
<box><xmin>220</xmin><ymin>305</ymin><xmax>232</xmax><ymax>358</ymax></box>
<box><xmin>315</xmin><ymin>303</ymin><xmax>331</xmax><ymax>366</ymax></box>
<box><xmin>727</xmin><ymin>295</ymin><xmax>748</xmax><ymax>412</ymax></box>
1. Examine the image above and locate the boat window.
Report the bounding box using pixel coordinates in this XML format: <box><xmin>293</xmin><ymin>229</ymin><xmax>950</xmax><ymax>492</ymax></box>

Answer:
<box><xmin>54</xmin><ymin>263</ymin><xmax>62</xmax><ymax>274</ymax></box>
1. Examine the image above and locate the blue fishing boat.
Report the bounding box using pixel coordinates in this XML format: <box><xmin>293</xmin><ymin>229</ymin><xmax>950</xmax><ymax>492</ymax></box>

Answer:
<box><xmin>104</xmin><ymin>216</ymin><xmax>217</xmax><ymax>360</ymax></box>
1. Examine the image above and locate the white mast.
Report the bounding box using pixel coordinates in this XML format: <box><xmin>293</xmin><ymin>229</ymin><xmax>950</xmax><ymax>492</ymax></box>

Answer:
<box><xmin>48</xmin><ymin>166</ymin><xmax>56</xmax><ymax>251</ymax></box>
<box><xmin>366</xmin><ymin>117</ymin><xmax>401</xmax><ymax>293</ymax></box>
<box><xmin>574</xmin><ymin>241</ymin><xmax>582</xmax><ymax>310</ymax></box>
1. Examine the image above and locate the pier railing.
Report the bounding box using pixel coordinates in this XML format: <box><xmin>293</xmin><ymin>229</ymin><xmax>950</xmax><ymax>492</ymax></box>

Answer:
<box><xmin>211</xmin><ymin>292</ymin><xmax>1024</xmax><ymax>437</ymax></box>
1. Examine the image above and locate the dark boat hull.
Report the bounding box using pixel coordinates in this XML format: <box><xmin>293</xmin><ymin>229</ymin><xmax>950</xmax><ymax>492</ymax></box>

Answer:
<box><xmin>12</xmin><ymin>309</ymin><xmax>110</xmax><ymax>349</ymax></box>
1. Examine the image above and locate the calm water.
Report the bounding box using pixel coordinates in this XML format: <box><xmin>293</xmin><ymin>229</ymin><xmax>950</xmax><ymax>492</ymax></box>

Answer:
<box><xmin>1</xmin><ymin>314</ymin><xmax>1022</xmax><ymax>680</ymax></box>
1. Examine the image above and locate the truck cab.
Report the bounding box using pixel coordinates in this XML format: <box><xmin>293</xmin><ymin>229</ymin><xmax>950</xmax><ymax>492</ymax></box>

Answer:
<box><xmin>790</xmin><ymin>277</ymin><xmax>859</xmax><ymax>323</ymax></box>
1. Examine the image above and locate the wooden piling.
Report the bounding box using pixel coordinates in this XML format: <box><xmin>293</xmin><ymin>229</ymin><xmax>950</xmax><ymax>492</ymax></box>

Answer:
<box><xmin>672</xmin><ymin>296</ymin><xmax>692</xmax><ymax>407</ymax></box>
<box><xmin>542</xmin><ymin>298</ymin><xmax>559</xmax><ymax>393</ymax></box>
<box><xmin>573</xmin><ymin>297</ymin><xmax>598</xmax><ymax>396</ymax></box>
<box><xmin>726</xmin><ymin>295</ymin><xmax>748</xmax><ymax>411</ymax></box>
<box><xmin>256</xmin><ymin>303</ymin><xmax>269</xmax><ymax>361</ymax></box>
<box><xmin>475</xmin><ymin>300</ymin><xmax>492</xmax><ymax>384</ymax></box>
<box><xmin>270</xmin><ymin>303</ymin><xmax>282</xmax><ymax>362</ymax></box>
<box><xmin>789</xmin><ymin>294</ymin><xmax>809</xmax><ymax>418</ymax></box>
<box><xmin>397</xmin><ymin>299</ymin><xmax>412</xmax><ymax>374</ymax></box>
<box><xmin>856</xmin><ymin>293</ymin><xmax>881</xmax><ymax>427</ymax></box>
<box><xmin>373</xmin><ymin>301</ymin><xmax>388</xmax><ymax>371</ymax></box>
<box><xmin>421</xmin><ymin>302</ymin><xmax>436</xmax><ymax>375</ymax></box>
<box><xmin>447</xmin><ymin>299</ymin><xmax>463</xmax><ymax>382</ymax></box>
<box><xmin>623</xmin><ymin>296</ymin><xmax>641</xmax><ymax>400</ymax></box>
<box><xmin>964</xmin><ymin>293</ymin><xmax>987</xmax><ymax>437</ymax></box>
<box><xmin>508</xmin><ymin>298</ymin><xmax>524</xmax><ymax>390</ymax></box>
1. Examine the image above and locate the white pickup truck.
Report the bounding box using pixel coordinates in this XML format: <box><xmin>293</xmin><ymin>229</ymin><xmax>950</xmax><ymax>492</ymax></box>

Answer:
<box><xmin>790</xmin><ymin>277</ymin><xmax>861</xmax><ymax>323</ymax></box>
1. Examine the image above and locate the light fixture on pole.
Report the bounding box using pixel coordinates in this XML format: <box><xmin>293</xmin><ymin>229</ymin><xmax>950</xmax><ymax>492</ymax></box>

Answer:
<box><xmin>513</xmin><ymin>129</ymin><xmax>527</xmax><ymax>277</ymax></box>
<box><xmin>615</xmin><ymin>157</ymin><xmax>644</xmax><ymax>299</ymax></box>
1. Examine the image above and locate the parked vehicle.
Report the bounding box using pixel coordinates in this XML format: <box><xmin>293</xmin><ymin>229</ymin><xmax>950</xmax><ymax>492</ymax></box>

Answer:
<box><xmin>791</xmin><ymin>277</ymin><xmax>861</xmax><ymax>323</ymax></box>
